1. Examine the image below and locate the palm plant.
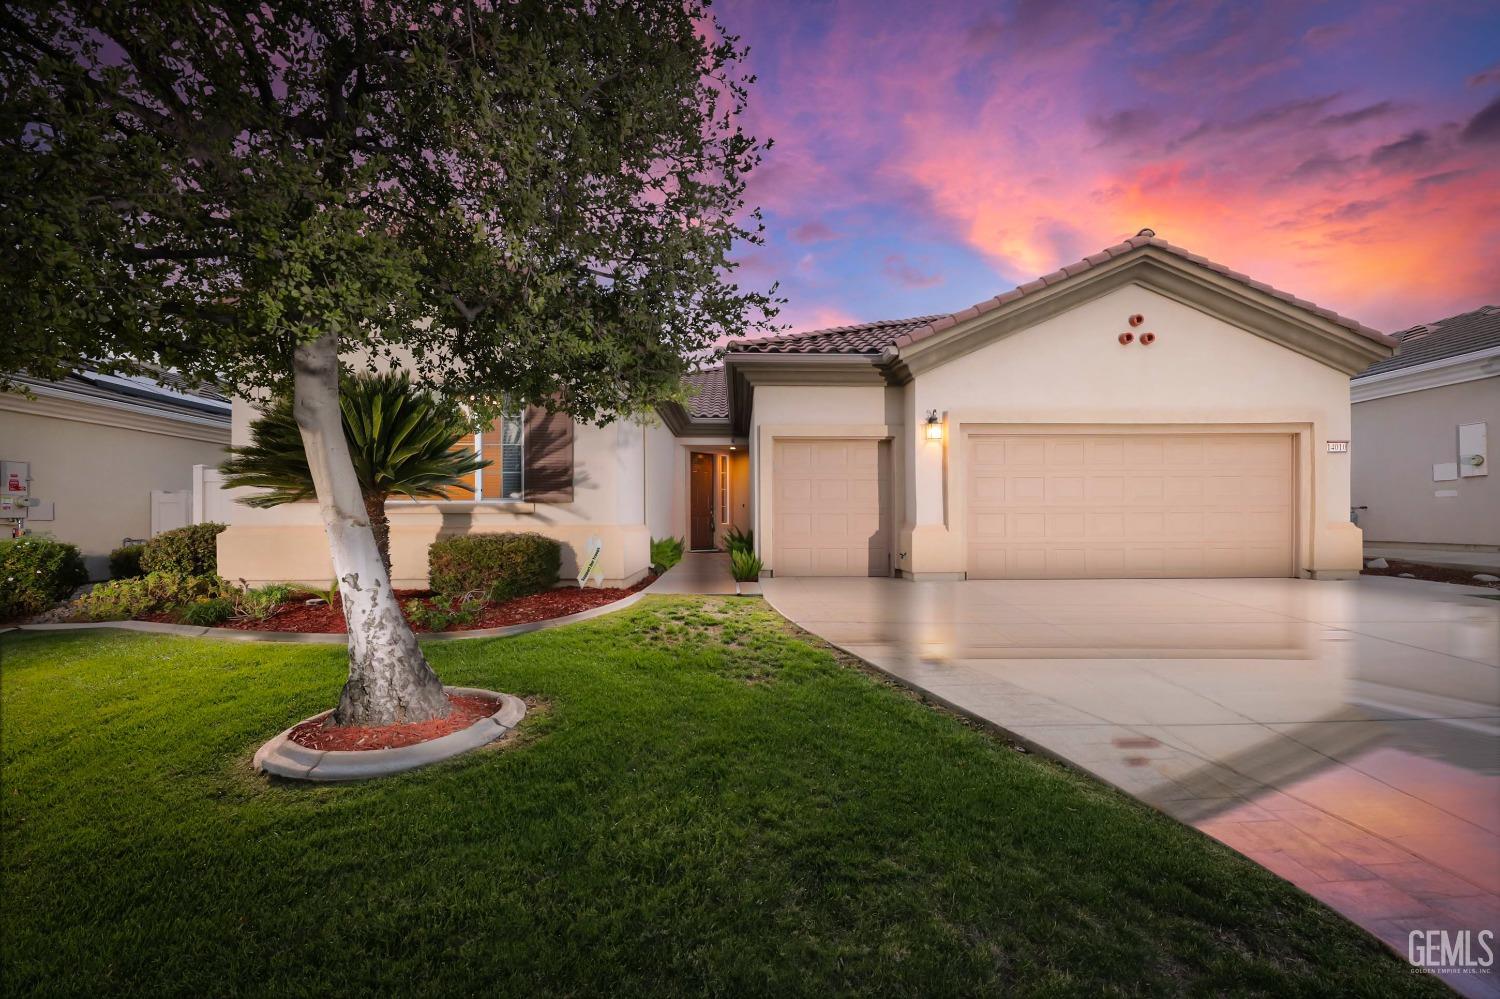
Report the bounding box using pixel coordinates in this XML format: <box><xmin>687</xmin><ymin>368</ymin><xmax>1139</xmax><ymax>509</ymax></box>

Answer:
<box><xmin>220</xmin><ymin>371</ymin><xmax>489</xmax><ymax>572</ymax></box>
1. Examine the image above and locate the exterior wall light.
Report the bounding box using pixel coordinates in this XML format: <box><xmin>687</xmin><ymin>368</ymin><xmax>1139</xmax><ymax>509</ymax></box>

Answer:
<box><xmin>924</xmin><ymin>410</ymin><xmax>944</xmax><ymax>441</ymax></box>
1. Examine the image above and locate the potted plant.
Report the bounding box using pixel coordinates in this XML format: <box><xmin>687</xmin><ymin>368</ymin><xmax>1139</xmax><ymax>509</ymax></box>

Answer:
<box><xmin>730</xmin><ymin>548</ymin><xmax>763</xmax><ymax>596</ymax></box>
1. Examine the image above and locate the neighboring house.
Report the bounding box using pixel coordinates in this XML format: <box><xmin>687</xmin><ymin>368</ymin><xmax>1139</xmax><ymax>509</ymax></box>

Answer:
<box><xmin>0</xmin><ymin>368</ymin><xmax>231</xmax><ymax>578</ymax></box>
<box><xmin>1351</xmin><ymin>305</ymin><xmax>1500</xmax><ymax>556</ymax></box>
<box><xmin>216</xmin><ymin>229</ymin><xmax>1395</xmax><ymax>586</ymax></box>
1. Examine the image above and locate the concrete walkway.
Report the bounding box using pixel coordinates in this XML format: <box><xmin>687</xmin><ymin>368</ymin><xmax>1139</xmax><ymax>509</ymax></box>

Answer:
<box><xmin>647</xmin><ymin>552</ymin><xmax>758</xmax><ymax>595</ymax></box>
<box><xmin>764</xmin><ymin>574</ymin><xmax>1500</xmax><ymax>996</ymax></box>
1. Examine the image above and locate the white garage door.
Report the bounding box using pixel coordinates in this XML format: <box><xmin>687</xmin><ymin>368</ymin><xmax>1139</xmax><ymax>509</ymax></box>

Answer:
<box><xmin>773</xmin><ymin>439</ymin><xmax>890</xmax><ymax>576</ymax></box>
<box><xmin>966</xmin><ymin>433</ymin><xmax>1293</xmax><ymax>579</ymax></box>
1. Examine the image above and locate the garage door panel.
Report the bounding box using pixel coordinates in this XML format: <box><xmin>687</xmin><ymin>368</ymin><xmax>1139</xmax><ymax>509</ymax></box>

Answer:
<box><xmin>1088</xmin><ymin>475</ymin><xmax>1126</xmax><ymax>501</ymax></box>
<box><xmin>967</xmin><ymin>432</ymin><xmax>1293</xmax><ymax>579</ymax></box>
<box><xmin>816</xmin><ymin>479</ymin><xmax>849</xmax><ymax>503</ymax></box>
<box><xmin>814</xmin><ymin>443</ymin><xmax>849</xmax><ymax>469</ymax></box>
<box><xmin>773</xmin><ymin>439</ymin><xmax>890</xmax><ymax>577</ymax></box>
<box><xmin>781</xmin><ymin>443</ymin><xmax>814</xmax><ymax>471</ymax></box>
<box><xmin>781</xmin><ymin>479</ymin><xmax>812</xmax><ymax>504</ymax></box>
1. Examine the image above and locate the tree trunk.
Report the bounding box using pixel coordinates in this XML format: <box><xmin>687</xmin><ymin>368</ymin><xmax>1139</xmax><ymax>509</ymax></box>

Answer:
<box><xmin>292</xmin><ymin>333</ymin><xmax>450</xmax><ymax>727</ymax></box>
<box><xmin>364</xmin><ymin>492</ymin><xmax>392</xmax><ymax>576</ymax></box>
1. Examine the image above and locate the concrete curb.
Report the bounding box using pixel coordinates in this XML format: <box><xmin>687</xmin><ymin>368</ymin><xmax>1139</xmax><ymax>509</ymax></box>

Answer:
<box><xmin>12</xmin><ymin>589</ymin><xmax>651</xmax><ymax>644</ymax></box>
<box><xmin>253</xmin><ymin>687</ymin><xmax>526</xmax><ymax>782</ymax></box>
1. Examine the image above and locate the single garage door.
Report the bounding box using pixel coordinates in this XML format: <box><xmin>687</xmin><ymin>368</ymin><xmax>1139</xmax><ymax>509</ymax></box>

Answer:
<box><xmin>773</xmin><ymin>439</ymin><xmax>890</xmax><ymax>576</ymax></box>
<box><xmin>966</xmin><ymin>433</ymin><xmax>1293</xmax><ymax>579</ymax></box>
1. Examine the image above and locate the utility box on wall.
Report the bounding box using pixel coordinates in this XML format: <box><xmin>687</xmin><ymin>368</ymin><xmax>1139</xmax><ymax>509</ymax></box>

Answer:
<box><xmin>1458</xmin><ymin>422</ymin><xmax>1487</xmax><ymax>478</ymax></box>
<box><xmin>1</xmin><ymin>459</ymin><xmax>30</xmax><ymax>534</ymax></box>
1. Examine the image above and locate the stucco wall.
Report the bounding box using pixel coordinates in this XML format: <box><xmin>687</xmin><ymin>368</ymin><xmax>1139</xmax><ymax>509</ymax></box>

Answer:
<box><xmin>748</xmin><ymin>382</ymin><xmax>901</xmax><ymax>574</ymax></box>
<box><xmin>1352</xmin><ymin>378</ymin><xmax>1499</xmax><ymax>546</ymax></box>
<box><xmin>643</xmin><ymin>419</ymin><xmax>678</xmax><ymax>541</ymax></box>
<box><xmin>216</xmin><ymin>399</ymin><xmax>652</xmax><ymax>587</ymax></box>
<box><xmin>0</xmin><ymin>403</ymin><xmax>228</xmax><ymax>578</ymax></box>
<box><xmin>902</xmin><ymin>284</ymin><xmax>1361</xmax><ymax>577</ymax></box>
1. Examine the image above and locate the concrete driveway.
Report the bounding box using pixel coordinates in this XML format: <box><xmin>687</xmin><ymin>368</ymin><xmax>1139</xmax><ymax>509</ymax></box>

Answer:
<box><xmin>763</xmin><ymin>574</ymin><xmax>1500</xmax><ymax>995</ymax></box>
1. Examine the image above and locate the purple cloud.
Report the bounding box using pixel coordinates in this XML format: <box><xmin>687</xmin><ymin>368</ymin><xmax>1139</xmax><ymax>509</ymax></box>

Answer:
<box><xmin>881</xmin><ymin>254</ymin><xmax>943</xmax><ymax>289</ymax></box>
<box><xmin>1321</xmin><ymin>101</ymin><xmax>1396</xmax><ymax>127</ymax></box>
<box><xmin>1369</xmin><ymin>130</ymin><xmax>1431</xmax><ymax>167</ymax></box>
<box><xmin>1461</xmin><ymin>96</ymin><xmax>1500</xmax><ymax>144</ymax></box>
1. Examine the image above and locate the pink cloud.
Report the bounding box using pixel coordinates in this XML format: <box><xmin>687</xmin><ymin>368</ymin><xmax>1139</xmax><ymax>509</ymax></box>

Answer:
<box><xmin>791</xmin><ymin>220</ymin><xmax>840</xmax><ymax>244</ymax></box>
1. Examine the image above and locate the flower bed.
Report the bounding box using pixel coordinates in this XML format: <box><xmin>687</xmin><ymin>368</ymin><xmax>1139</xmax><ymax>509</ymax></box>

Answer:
<box><xmin>1361</xmin><ymin>558</ymin><xmax>1500</xmax><ymax>589</ymax></box>
<box><xmin>143</xmin><ymin>575</ymin><xmax>657</xmax><ymax>633</ymax></box>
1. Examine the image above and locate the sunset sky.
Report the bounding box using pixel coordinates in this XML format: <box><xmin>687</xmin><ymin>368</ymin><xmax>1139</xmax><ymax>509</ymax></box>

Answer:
<box><xmin>718</xmin><ymin>0</ymin><xmax>1500</xmax><ymax>336</ymax></box>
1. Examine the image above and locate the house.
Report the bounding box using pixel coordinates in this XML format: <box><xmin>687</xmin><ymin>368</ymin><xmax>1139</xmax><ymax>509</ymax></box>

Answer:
<box><xmin>215</xmin><ymin>229</ymin><xmax>1396</xmax><ymax>586</ymax></box>
<box><xmin>0</xmin><ymin>367</ymin><xmax>231</xmax><ymax>577</ymax></box>
<box><xmin>1351</xmin><ymin>305</ymin><xmax>1499</xmax><ymax>561</ymax></box>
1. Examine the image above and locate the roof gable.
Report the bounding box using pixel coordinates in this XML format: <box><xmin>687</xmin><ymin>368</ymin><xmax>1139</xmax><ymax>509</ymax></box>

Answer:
<box><xmin>889</xmin><ymin>230</ymin><xmax>1391</xmax><ymax>353</ymax></box>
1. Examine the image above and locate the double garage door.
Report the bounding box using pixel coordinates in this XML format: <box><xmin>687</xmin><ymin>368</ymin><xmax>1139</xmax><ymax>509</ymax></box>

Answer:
<box><xmin>966</xmin><ymin>432</ymin><xmax>1294</xmax><ymax>579</ymax></box>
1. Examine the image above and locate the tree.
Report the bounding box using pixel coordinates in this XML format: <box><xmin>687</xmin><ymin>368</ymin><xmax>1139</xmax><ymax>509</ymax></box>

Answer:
<box><xmin>0</xmin><ymin>0</ymin><xmax>777</xmax><ymax>726</ymax></box>
<box><xmin>219</xmin><ymin>371</ymin><xmax>490</xmax><ymax>574</ymax></box>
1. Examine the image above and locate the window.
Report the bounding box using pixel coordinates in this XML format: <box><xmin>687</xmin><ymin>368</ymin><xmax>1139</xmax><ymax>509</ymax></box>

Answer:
<box><xmin>442</xmin><ymin>412</ymin><xmax>524</xmax><ymax>501</ymax></box>
<box><xmin>718</xmin><ymin>454</ymin><xmax>729</xmax><ymax>522</ymax></box>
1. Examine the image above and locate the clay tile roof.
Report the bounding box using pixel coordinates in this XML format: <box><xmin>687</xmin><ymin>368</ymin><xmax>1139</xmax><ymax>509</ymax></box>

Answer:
<box><xmin>723</xmin><ymin>314</ymin><xmax>947</xmax><ymax>355</ymax></box>
<box><xmin>1355</xmin><ymin>305</ymin><xmax>1500</xmax><ymax>378</ymax></box>
<box><xmin>722</xmin><ymin>231</ymin><xmax>1395</xmax><ymax>359</ymax></box>
<box><xmin>682</xmin><ymin>366</ymin><xmax>729</xmax><ymax>419</ymax></box>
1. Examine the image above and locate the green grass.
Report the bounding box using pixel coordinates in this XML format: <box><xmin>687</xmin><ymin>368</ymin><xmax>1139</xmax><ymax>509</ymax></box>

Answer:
<box><xmin>1</xmin><ymin>597</ymin><xmax>1434</xmax><ymax>996</ymax></box>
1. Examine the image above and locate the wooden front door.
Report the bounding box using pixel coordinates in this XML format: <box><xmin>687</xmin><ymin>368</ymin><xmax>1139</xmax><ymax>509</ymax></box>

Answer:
<box><xmin>690</xmin><ymin>452</ymin><xmax>715</xmax><ymax>550</ymax></box>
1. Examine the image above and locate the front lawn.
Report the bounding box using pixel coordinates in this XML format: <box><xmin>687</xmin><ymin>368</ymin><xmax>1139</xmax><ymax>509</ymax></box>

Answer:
<box><xmin>1</xmin><ymin>597</ymin><xmax>1433</xmax><ymax>995</ymax></box>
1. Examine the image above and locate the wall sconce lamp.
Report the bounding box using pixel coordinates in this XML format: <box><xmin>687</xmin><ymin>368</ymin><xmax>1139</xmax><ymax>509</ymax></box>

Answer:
<box><xmin>924</xmin><ymin>410</ymin><xmax>944</xmax><ymax>441</ymax></box>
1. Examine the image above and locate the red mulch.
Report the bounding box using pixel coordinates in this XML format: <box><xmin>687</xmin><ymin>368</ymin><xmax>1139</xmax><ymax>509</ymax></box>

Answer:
<box><xmin>1361</xmin><ymin>559</ymin><xmax>1500</xmax><ymax>589</ymax></box>
<box><xmin>288</xmin><ymin>693</ymin><xmax>501</xmax><ymax>751</ymax></box>
<box><xmin>172</xmin><ymin>574</ymin><xmax>657</xmax><ymax>634</ymax></box>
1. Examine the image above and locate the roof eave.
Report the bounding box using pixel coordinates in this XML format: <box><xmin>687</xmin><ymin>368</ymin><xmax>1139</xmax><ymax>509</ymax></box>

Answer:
<box><xmin>723</xmin><ymin>352</ymin><xmax>886</xmax><ymax>434</ymax></box>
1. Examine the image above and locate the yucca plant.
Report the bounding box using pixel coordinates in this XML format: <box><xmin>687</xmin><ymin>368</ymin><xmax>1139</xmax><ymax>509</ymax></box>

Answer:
<box><xmin>729</xmin><ymin>547</ymin><xmax>762</xmax><ymax>595</ymax></box>
<box><xmin>220</xmin><ymin>371</ymin><xmax>489</xmax><ymax>572</ymax></box>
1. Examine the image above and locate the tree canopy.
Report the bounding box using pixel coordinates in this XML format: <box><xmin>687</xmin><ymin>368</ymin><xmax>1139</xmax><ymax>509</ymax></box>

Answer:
<box><xmin>1</xmin><ymin>0</ymin><xmax>778</xmax><ymax>420</ymax></box>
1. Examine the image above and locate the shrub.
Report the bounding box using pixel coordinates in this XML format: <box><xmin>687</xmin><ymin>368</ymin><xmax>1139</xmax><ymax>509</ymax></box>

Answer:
<box><xmin>404</xmin><ymin>595</ymin><xmax>484</xmax><ymax>631</ymax></box>
<box><xmin>140</xmin><ymin>523</ymin><xmax>226</xmax><ymax>576</ymax></box>
<box><xmin>178</xmin><ymin>596</ymin><xmax>235</xmax><ymax>627</ymax></box>
<box><xmin>730</xmin><ymin>548</ymin><xmax>763</xmax><ymax>583</ymax></box>
<box><xmin>724</xmin><ymin>526</ymin><xmax>754</xmax><ymax>556</ymax></box>
<box><xmin>650</xmin><ymin>536</ymin><xmax>684</xmax><ymax>573</ymax></box>
<box><xmin>108</xmin><ymin>543</ymin><xmax>147</xmax><ymax>579</ymax></box>
<box><xmin>71</xmin><ymin>572</ymin><xmax>229</xmax><ymax>622</ymax></box>
<box><xmin>428</xmin><ymin>532</ymin><xmax>561</xmax><ymax>602</ymax></box>
<box><xmin>232</xmin><ymin>582</ymin><xmax>294</xmax><ymax>622</ymax></box>
<box><xmin>0</xmin><ymin>537</ymin><xmax>88</xmax><ymax>621</ymax></box>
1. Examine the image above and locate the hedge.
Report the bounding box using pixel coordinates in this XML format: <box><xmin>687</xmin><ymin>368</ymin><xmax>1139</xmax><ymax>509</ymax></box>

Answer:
<box><xmin>0</xmin><ymin>537</ymin><xmax>88</xmax><ymax>621</ymax></box>
<box><xmin>140</xmin><ymin>522</ymin><xmax>226</xmax><ymax>576</ymax></box>
<box><xmin>428</xmin><ymin>532</ymin><xmax>561</xmax><ymax>602</ymax></box>
<box><xmin>109</xmin><ymin>543</ymin><xmax>146</xmax><ymax>579</ymax></box>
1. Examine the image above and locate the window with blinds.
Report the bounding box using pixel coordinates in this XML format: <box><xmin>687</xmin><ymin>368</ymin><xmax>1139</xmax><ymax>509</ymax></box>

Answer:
<box><xmin>441</xmin><ymin>412</ymin><xmax>523</xmax><ymax>501</ymax></box>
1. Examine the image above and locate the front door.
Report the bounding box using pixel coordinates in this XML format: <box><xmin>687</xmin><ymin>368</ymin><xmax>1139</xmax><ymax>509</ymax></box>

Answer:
<box><xmin>690</xmin><ymin>452</ymin><xmax>715</xmax><ymax>550</ymax></box>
